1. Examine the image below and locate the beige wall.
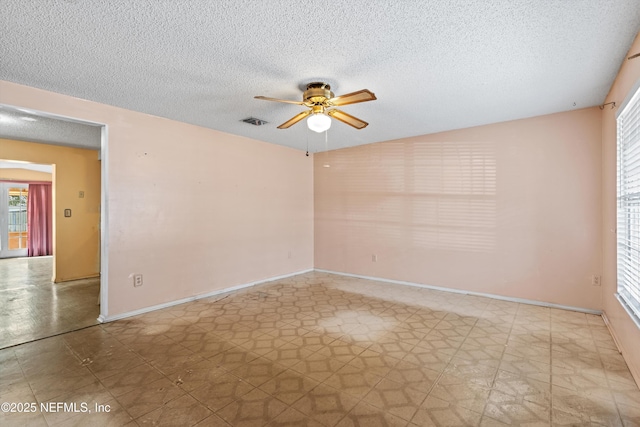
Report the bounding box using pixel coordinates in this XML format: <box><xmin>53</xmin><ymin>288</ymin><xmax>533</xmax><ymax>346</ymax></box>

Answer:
<box><xmin>315</xmin><ymin>107</ymin><xmax>603</xmax><ymax>310</ymax></box>
<box><xmin>0</xmin><ymin>168</ymin><xmax>52</xmax><ymax>182</ymax></box>
<box><xmin>0</xmin><ymin>80</ymin><xmax>314</xmax><ymax>317</ymax></box>
<box><xmin>601</xmin><ymin>32</ymin><xmax>640</xmax><ymax>385</ymax></box>
<box><xmin>1</xmin><ymin>139</ymin><xmax>100</xmax><ymax>282</ymax></box>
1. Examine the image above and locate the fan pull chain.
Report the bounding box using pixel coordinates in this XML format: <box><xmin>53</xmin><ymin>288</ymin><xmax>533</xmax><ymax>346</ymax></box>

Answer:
<box><xmin>324</xmin><ymin>130</ymin><xmax>330</xmax><ymax>168</ymax></box>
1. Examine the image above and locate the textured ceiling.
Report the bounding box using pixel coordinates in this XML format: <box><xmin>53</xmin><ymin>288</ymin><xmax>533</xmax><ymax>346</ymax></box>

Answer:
<box><xmin>1</xmin><ymin>1</ymin><xmax>639</xmax><ymax>152</ymax></box>
<box><xmin>0</xmin><ymin>160</ymin><xmax>52</xmax><ymax>173</ymax></box>
<box><xmin>0</xmin><ymin>105</ymin><xmax>101</xmax><ymax>150</ymax></box>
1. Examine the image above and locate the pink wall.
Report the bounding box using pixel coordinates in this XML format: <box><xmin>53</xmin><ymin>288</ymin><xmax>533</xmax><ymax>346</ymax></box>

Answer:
<box><xmin>601</xmin><ymin>32</ymin><xmax>640</xmax><ymax>385</ymax></box>
<box><xmin>0</xmin><ymin>81</ymin><xmax>314</xmax><ymax>316</ymax></box>
<box><xmin>315</xmin><ymin>107</ymin><xmax>603</xmax><ymax>310</ymax></box>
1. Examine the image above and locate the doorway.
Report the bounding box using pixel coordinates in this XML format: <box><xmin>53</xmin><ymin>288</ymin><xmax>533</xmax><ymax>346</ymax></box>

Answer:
<box><xmin>0</xmin><ymin>182</ymin><xmax>28</xmax><ymax>258</ymax></box>
<box><xmin>0</xmin><ymin>106</ymin><xmax>105</xmax><ymax>348</ymax></box>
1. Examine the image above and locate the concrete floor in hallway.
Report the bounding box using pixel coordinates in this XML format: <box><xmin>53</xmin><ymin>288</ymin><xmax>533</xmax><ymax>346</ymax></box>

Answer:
<box><xmin>0</xmin><ymin>256</ymin><xmax>100</xmax><ymax>349</ymax></box>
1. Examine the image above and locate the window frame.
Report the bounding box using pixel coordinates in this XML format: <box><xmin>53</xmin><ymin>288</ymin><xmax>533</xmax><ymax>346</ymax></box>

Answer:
<box><xmin>616</xmin><ymin>77</ymin><xmax>640</xmax><ymax>329</ymax></box>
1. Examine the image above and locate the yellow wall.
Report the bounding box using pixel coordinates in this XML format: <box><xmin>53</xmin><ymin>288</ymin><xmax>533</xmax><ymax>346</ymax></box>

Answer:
<box><xmin>1</xmin><ymin>139</ymin><xmax>101</xmax><ymax>282</ymax></box>
<box><xmin>0</xmin><ymin>168</ymin><xmax>52</xmax><ymax>182</ymax></box>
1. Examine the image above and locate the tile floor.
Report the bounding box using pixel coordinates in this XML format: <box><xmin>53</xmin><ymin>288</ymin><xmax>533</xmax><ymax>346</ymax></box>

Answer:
<box><xmin>1</xmin><ymin>272</ymin><xmax>639</xmax><ymax>426</ymax></box>
<box><xmin>0</xmin><ymin>256</ymin><xmax>100</xmax><ymax>349</ymax></box>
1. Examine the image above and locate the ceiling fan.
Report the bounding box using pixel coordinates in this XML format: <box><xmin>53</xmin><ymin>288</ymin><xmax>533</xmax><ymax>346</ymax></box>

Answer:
<box><xmin>255</xmin><ymin>82</ymin><xmax>376</xmax><ymax>132</ymax></box>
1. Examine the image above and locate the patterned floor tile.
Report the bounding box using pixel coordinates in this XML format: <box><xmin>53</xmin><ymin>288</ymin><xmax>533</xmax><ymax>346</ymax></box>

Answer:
<box><xmin>28</xmin><ymin>368</ymin><xmax>100</xmax><ymax>403</ymax></box>
<box><xmin>324</xmin><ymin>363</ymin><xmax>384</xmax><ymax>398</ymax></box>
<box><xmin>1</xmin><ymin>410</ymin><xmax>49</xmax><ymax>427</ymax></box>
<box><xmin>1</xmin><ymin>270</ymin><xmax>637</xmax><ymax>427</ymax></box>
<box><xmin>46</xmin><ymin>398</ymin><xmax>133</xmax><ymax>427</ymax></box>
<box><xmin>230</xmin><ymin>356</ymin><xmax>288</xmax><ymax>387</ymax></box>
<box><xmin>259</xmin><ymin>369</ymin><xmax>321</xmax><ymax>405</ymax></box>
<box><xmin>454</xmin><ymin>343</ymin><xmax>504</xmax><ymax>366</ymax></box>
<box><xmin>618</xmin><ymin>402</ymin><xmax>640</xmax><ymax>427</ymax></box>
<box><xmin>609</xmin><ymin>378</ymin><xmax>640</xmax><ymax>410</ymax></box>
<box><xmin>99</xmin><ymin>362</ymin><xmax>164</xmax><ymax>397</ymax></box>
<box><xmin>429</xmin><ymin>374</ymin><xmax>491</xmax><ymax>414</ymax></box>
<box><xmin>262</xmin><ymin>345</ymin><xmax>315</xmax><ymax>365</ymax></box>
<box><xmin>401</xmin><ymin>344</ymin><xmax>454</xmax><ymax>372</ymax></box>
<box><xmin>168</xmin><ymin>359</ymin><xmax>226</xmax><ymax>392</ymax></box>
<box><xmin>551</xmin><ymin>365</ymin><xmax>615</xmax><ymax>399</ymax></box>
<box><xmin>362</xmin><ymin>378</ymin><xmax>427</xmax><ymax>421</ymax></box>
<box><xmin>292</xmin><ymin>383</ymin><xmax>360</xmax><ymax>427</ymax></box>
<box><xmin>265</xmin><ymin>407</ymin><xmax>325</xmax><ymax>427</ymax></box>
<box><xmin>210</xmin><ymin>346</ymin><xmax>261</xmax><ymax>372</ymax></box>
<box><xmin>215</xmin><ymin>388</ymin><xmax>288</xmax><ymax>427</ymax></box>
<box><xmin>181</xmin><ymin>334</ymin><xmax>237</xmax><ymax>360</ymax></box>
<box><xmin>148</xmin><ymin>350</ymin><xmax>206</xmax><ymax>376</ymax></box>
<box><xmin>498</xmin><ymin>352</ymin><xmax>551</xmax><ymax>383</ymax></box>
<box><xmin>384</xmin><ymin>360</ymin><xmax>440</xmax><ymax>394</ymax></box>
<box><xmin>314</xmin><ymin>338</ymin><xmax>367</xmax><ymax>363</ymax></box>
<box><xmin>482</xmin><ymin>370</ymin><xmax>551</xmax><ymax>425</ymax></box>
<box><xmin>347</xmin><ymin>349</ymin><xmax>401</xmax><ymax>377</ymax></box>
<box><xmin>507</xmin><ymin>331</ymin><xmax>550</xmax><ymax>350</ymax></box>
<box><xmin>416</xmin><ymin>330</ymin><xmax>465</xmax><ymax>353</ymax></box>
<box><xmin>502</xmin><ymin>342</ymin><xmax>550</xmax><ymax>365</ymax></box>
<box><xmin>336</xmin><ymin>401</ymin><xmax>409</xmax><ymax>427</ymax></box>
<box><xmin>551</xmin><ymin>384</ymin><xmax>622</xmax><ymax>426</ymax></box>
<box><xmin>442</xmin><ymin>357</ymin><xmax>499</xmax><ymax>389</ymax></box>
<box><xmin>290</xmin><ymin>353</ymin><xmax>346</xmax><ymax>382</ymax></box>
<box><xmin>189</xmin><ymin>372</ymin><xmax>255</xmax><ymax>412</ymax></box>
<box><xmin>82</xmin><ymin>346</ymin><xmax>146</xmax><ymax>381</ymax></box>
<box><xmin>411</xmin><ymin>395</ymin><xmax>483</xmax><ymax>427</ymax></box>
<box><xmin>115</xmin><ymin>377</ymin><xmax>185</xmax><ymax>419</ymax></box>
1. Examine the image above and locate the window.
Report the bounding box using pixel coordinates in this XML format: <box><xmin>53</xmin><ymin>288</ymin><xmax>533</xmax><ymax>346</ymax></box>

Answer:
<box><xmin>8</xmin><ymin>187</ymin><xmax>28</xmax><ymax>249</ymax></box>
<box><xmin>617</xmin><ymin>82</ymin><xmax>640</xmax><ymax>327</ymax></box>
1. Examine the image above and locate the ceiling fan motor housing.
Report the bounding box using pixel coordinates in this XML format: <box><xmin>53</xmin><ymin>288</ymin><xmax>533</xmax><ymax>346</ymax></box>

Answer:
<box><xmin>304</xmin><ymin>82</ymin><xmax>334</xmax><ymax>106</ymax></box>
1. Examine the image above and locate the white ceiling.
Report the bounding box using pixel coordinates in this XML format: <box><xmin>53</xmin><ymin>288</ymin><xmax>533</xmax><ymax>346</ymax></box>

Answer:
<box><xmin>1</xmin><ymin>1</ymin><xmax>638</xmax><ymax>152</ymax></box>
<box><xmin>0</xmin><ymin>160</ymin><xmax>52</xmax><ymax>173</ymax></box>
<box><xmin>0</xmin><ymin>105</ymin><xmax>101</xmax><ymax>149</ymax></box>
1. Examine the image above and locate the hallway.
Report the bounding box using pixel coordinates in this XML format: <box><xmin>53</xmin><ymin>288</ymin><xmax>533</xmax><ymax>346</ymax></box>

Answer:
<box><xmin>0</xmin><ymin>256</ymin><xmax>99</xmax><ymax>349</ymax></box>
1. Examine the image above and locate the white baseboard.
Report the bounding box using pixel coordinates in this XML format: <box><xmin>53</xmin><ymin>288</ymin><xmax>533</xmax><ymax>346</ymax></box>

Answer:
<box><xmin>602</xmin><ymin>311</ymin><xmax>640</xmax><ymax>389</ymax></box>
<box><xmin>601</xmin><ymin>312</ymin><xmax>623</xmax><ymax>354</ymax></box>
<box><xmin>98</xmin><ymin>268</ymin><xmax>313</xmax><ymax>323</ymax></box>
<box><xmin>314</xmin><ymin>269</ymin><xmax>603</xmax><ymax>315</ymax></box>
<box><xmin>98</xmin><ymin>267</ymin><xmax>603</xmax><ymax>324</ymax></box>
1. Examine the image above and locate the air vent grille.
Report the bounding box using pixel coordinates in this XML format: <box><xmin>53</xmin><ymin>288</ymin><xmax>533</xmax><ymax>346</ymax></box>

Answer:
<box><xmin>241</xmin><ymin>117</ymin><xmax>268</xmax><ymax>126</ymax></box>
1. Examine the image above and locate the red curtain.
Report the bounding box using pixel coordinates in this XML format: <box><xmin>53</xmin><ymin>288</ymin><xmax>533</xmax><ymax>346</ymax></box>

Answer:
<box><xmin>27</xmin><ymin>183</ymin><xmax>53</xmax><ymax>256</ymax></box>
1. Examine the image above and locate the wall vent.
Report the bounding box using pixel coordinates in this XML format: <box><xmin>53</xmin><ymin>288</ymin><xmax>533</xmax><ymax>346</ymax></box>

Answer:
<box><xmin>241</xmin><ymin>117</ymin><xmax>268</xmax><ymax>126</ymax></box>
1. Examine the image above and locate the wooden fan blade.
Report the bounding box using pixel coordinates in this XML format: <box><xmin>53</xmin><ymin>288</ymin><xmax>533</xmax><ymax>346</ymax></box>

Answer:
<box><xmin>327</xmin><ymin>109</ymin><xmax>369</xmax><ymax>129</ymax></box>
<box><xmin>255</xmin><ymin>96</ymin><xmax>304</xmax><ymax>105</ymax></box>
<box><xmin>278</xmin><ymin>110</ymin><xmax>311</xmax><ymax>129</ymax></box>
<box><xmin>327</xmin><ymin>89</ymin><xmax>376</xmax><ymax>107</ymax></box>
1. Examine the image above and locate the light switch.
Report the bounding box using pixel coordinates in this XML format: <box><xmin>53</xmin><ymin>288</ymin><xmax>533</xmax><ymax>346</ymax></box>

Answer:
<box><xmin>64</xmin><ymin>209</ymin><xmax>71</xmax><ymax>217</ymax></box>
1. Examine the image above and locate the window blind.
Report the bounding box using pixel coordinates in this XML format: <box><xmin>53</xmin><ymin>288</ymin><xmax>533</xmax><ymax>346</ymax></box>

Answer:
<box><xmin>617</xmin><ymin>83</ymin><xmax>640</xmax><ymax>327</ymax></box>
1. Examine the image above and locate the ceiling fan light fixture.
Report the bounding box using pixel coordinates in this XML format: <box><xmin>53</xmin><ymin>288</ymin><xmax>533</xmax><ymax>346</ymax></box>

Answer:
<box><xmin>307</xmin><ymin>113</ymin><xmax>331</xmax><ymax>133</ymax></box>
<box><xmin>255</xmin><ymin>82</ymin><xmax>375</xmax><ymax>130</ymax></box>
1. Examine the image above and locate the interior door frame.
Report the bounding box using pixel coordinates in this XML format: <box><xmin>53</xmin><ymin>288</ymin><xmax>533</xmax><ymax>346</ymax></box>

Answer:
<box><xmin>0</xmin><ymin>103</ymin><xmax>108</xmax><ymax>322</ymax></box>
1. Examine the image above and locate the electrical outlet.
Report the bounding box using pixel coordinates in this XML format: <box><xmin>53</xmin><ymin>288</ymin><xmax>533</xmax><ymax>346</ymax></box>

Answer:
<box><xmin>133</xmin><ymin>274</ymin><xmax>143</xmax><ymax>287</ymax></box>
<box><xmin>591</xmin><ymin>275</ymin><xmax>601</xmax><ymax>286</ymax></box>
<box><xmin>372</xmin><ymin>254</ymin><xmax>377</xmax><ymax>262</ymax></box>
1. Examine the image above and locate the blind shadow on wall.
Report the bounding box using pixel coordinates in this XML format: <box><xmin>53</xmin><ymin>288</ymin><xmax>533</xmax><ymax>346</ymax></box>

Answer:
<box><xmin>317</xmin><ymin>140</ymin><xmax>497</xmax><ymax>254</ymax></box>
